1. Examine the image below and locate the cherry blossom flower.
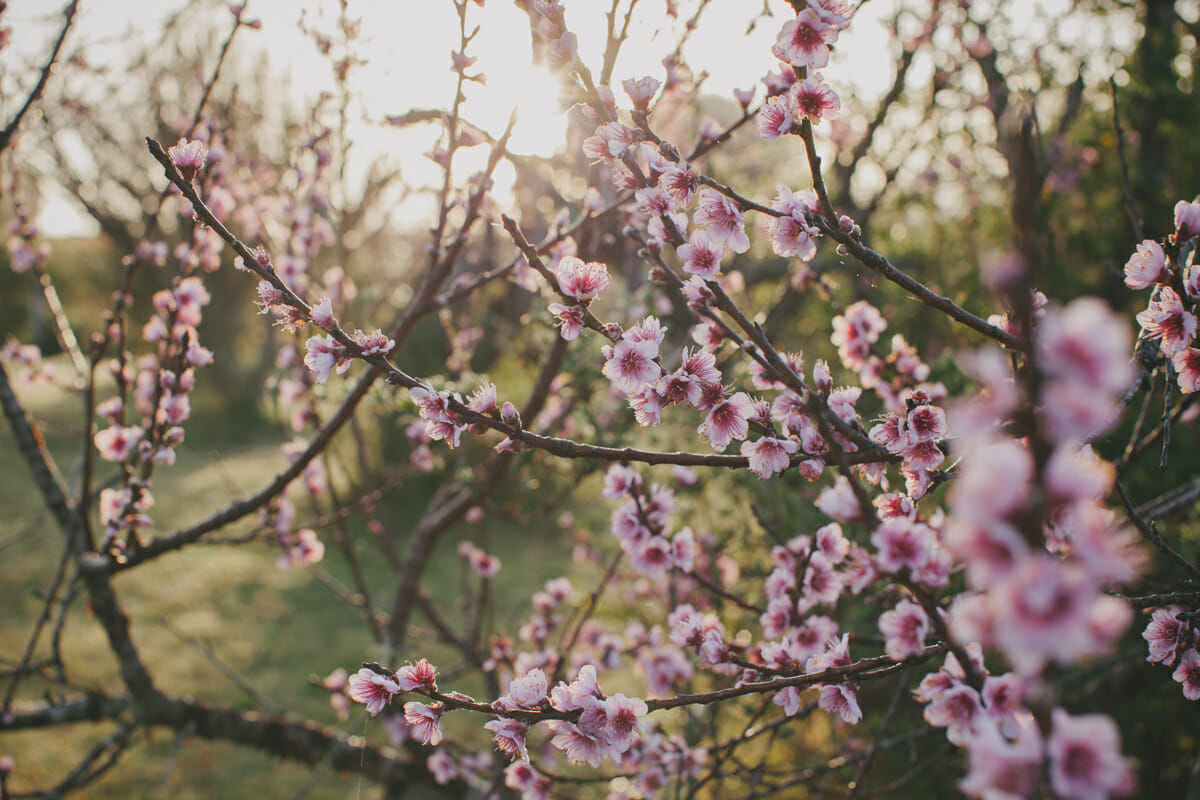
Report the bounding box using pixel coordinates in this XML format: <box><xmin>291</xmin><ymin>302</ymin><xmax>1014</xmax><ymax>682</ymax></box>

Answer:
<box><xmin>694</xmin><ymin>189</ymin><xmax>750</xmax><ymax>253</ymax></box>
<box><xmin>310</xmin><ymin>297</ymin><xmax>334</xmax><ymax>328</ymax></box>
<box><xmin>1173</xmin><ymin>649</ymin><xmax>1200</xmax><ymax>700</ymax></box>
<box><xmin>168</xmin><ymin>138</ymin><xmax>208</xmax><ymax>182</ymax></box>
<box><xmin>396</xmin><ymin>658</ymin><xmax>439</xmax><ymax>692</ymax></box>
<box><xmin>1136</xmin><ymin>286</ymin><xmax>1197</xmax><ymax>357</ymax></box>
<box><xmin>1143</xmin><ymin>606</ymin><xmax>1191</xmax><ymax>665</ymax></box>
<box><xmin>303</xmin><ymin>335</ymin><xmax>345</xmax><ymax>383</ymax></box>
<box><xmin>1038</xmin><ymin>297</ymin><xmax>1134</xmax><ymax>396</ymax></box>
<box><xmin>788</xmin><ymin>75</ymin><xmax>841</xmax><ymax>124</ymax></box>
<box><xmin>818</xmin><ymin>684</ymin><xmax>862</xmax><ymax>724</ymax></box>
<box><xmin>676</xmin><ymin>230</ymin><xmax>724</xmax><ymax>278</ymax></box>
<box><xmin>348</xmin><ymin>668</ymin><xmax>401</xmax><ymax>715</ymax></box>
<box><xmin>500</xmin><ymin>668</ymin><xmax>548</xmax><ymax>709</ymax></box>
<box><xmin>603</xmin><ymin>337</ymin><xmax>662</xmax><ymax>394</ymax></box>
<box><xmin>623</xmin><ymin>76</ymin><xmax>660</xmax><ymax>110</ymax></box>
<box><xmin>484</xmin><ymin>717</ymin><xmax>530</xmax><ymax>761</ymax></box>
<box><xmin>353</xmin><ymin>329</ymin><xmax>395</xmax><ymax>356</ymax></box>
<box><xmin>1174</xmin><ymin>348</ymin><xmax>1200</xmax><ymax>392</ymax></box>
<box><xmin>602</xmin><ymin>693</ymin><xmax>647</xmax><ymax>753</ymax></box>
<box><xmin>1047</xmin><ymin>709</ymin><xmax>1134</xmax><ymax>799</ymax></box>
<box><xmin>878</xmin><ymin>599</ymin><xmax>929</xmax><ymax>661</ymax></box>
<box><xmin>772</xmin><ymin>8</ymin><xmax>837</xmax><ymax>69</ymax></box>
<box><xmin>547</xmin><ymin>302</ymin><xmax>585</xmax><ymax>340</ymax></box>
<box><xmin>95</xmin><ymin>425</ymin><xmax>144</xmax><ymax>462</ymax></box>
<box><xmin>1174</xmin><ymin>199</ymin><xmax>1200</xmax><ymax>242</ymax></box>
<box><xmin>1123</xmin><ymin>239</ymin><xmax>1165</xmax><ymax>289</ymax></box>
<box><xmin>697</xmin><ymin>391</ymin><xmax>753</xmax><ymax>450</ymax></box>
<box><xmin>871</xmin><ymin>518</ymin><xmax>933</xmax><ymax>574</ymax></box>
<box><xmin>557</xmin><ymin>256</ymin><xmax>611</xmax><ymax>301</ymax></box>
<box><xmin>958</xmin><ymin>721</ymin><xmax>1042</xmax><ymax>799</ymax></box>
<box><xmin>550</xmin><ymin>664</ymin><xmax>602</xmax><ymax>711</ymax></box>
<box><xmin>755</xmin><ymin>95</ymin><xmax>794</xmax><ymax>138</ymax></box>
<box><xmin>741</xmin><ymin>436</ymin><xmax>799</xmax><ymax>478</ymax></box>
<box><xmin>426</xmin><ymin>750</ymin><xmax>457</xmax><ymax>785</ymax></box>
<box><xmin>403</xmin><ymin>702</ymin><xmax>445</xmax><ymax>746</ymax></box>
<box><xmin>662</xmin><ymin>164</ymin><xmax>700</xmax><ymax>208</ymax></box>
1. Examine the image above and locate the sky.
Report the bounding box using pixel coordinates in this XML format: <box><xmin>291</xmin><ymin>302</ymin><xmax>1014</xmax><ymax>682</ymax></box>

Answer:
<box><xmin>3</xmin><ymin>0</ymin><xmax>1131</xmax><ymax>238</ymax></box>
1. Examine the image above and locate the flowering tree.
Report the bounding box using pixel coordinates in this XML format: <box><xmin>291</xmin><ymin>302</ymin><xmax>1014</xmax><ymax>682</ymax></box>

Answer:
<box><xmin>3</xmin><ymin>0</ymin><xmax>1200</xmax><ymax>798</ymax></box>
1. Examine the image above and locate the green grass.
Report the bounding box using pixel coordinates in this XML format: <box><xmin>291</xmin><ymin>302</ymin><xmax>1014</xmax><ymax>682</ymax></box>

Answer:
<box><xmin>0</xmin><ymin>361</ymin><xmax>573</xmax><ymax>798</ymax></box>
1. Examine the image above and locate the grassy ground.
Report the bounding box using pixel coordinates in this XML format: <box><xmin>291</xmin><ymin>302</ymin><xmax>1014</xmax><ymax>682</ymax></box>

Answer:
<box><xmin>0</xmin><ymin>363</ymin><xmax>572</xmax><ymax>799</ymax></box>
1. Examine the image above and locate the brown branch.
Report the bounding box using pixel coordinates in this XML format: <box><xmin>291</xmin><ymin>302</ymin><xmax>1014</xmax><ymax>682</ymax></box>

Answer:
<box><xmin>0</xmin><ymin>0</ymin><xmax>80</xmax><ymax>154</ymax></box>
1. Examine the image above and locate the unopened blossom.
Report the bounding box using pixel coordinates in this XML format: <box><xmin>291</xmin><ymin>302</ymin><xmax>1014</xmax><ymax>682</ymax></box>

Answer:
<box><xmin>1173</xmin><ymin>649</ymin><xmax>1200</xmax><ymax>700</ymax></box>
<box><xmin>348</xmin><ymin>668</ymin><xmax>401</xmax><ymax>715</ymax></box>
<box><xmin>1136</xmin><ymin>286</ymin><xmax>1197</xmax><ymax>357</ymax></box>
<box><xmin>741</xmin><ymin>436</ymin><xmax>799</xmax><ymax>479</ymax></box>
<box><xmin>403</xmin><ymin>701</ymin><xmax>445</xmax><ymax>746</ymax></box>
<box><xmin>755</xmin><ymin>94</ymin><xmax>794</xmax><ymax>139</ymax></box>
<box><xmin>1123</xmin><ymin>239</ymin><xmax>1165</xmax><ymax>289</ymax></box>
<box><xmin>550</xmin><ymin>664</ymin><xmax>602</xmax><ymax>711</ymax></box>
<box><xmin>395</xmin><ymin>658</ymin><xmax>439</xmax><ymax>692</ymax></box>
<box><xmin>772</xmin><ymin>8</ymin><xmax>837</xmax><ymax>69</ymax></box>
<box><xmin>788</xmin><ymin>75</ymin><xmax>841</xmax><ymax>124</ymax></box>
<box><xmin>168</xmin><ymin>138</ymin><xmax>208</xmax><ymax>182</ymax></box>
<box><xmin>557</xmin><ymin>256</ymin><xmax>610</xmax><ymax>301</ymax></box>
<box><xmin>694</xmin><ymin>189</ymin><xmax>750</xmax><ymax>253</ymax></box>
<box><xmin>1048</xmin><ymin>709</ymin><xmax>1134</xmax><ymax>799</ymax></box>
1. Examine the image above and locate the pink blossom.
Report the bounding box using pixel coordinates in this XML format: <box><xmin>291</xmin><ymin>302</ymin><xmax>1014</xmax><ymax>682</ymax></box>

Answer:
<box><xmin>741</xmin><ymin>436</ymin><xmax>798</xmax><ymax>479</ymax></box>
<box><xmin>348</xmin><ymin>668</ymin><xmax>402</xmax><ymax>715</ymax></box>
<box><xmin>772</xmin><ymin>9</ymin><xmax>837</xmax><ymax>69</ymax></box>
<box><xmin>694</xmin><ymin>189</ymin><xmax>750</xmax><ymax>253</ymax></box>
<box><xmin>303</xmin><ymin>335</ymin><xmax>345</xmax><ymax>383</ymax></box>
<box><xmin>95</xmin><ymin>425</ymin><xmax>144</xmax><ymax>462</ymax></box>
<box><xmin>548</xmin><ymin>717</ymin><xmax>609</xmax><ymax>767</ymax></box>
<box><xmin>547</xmin><ymin>303</ymin><xmax>585</xmax><ymax>340</ymax></box>
<box><xmin>1143</xmin><ymin>606</ymin><xmax>1191</xmax><ymax>665</ymax></box>
<box><xmin>484</xmin><ymin>717</ymin><xmax>530</xmax><ymax>761</ymax></box>
<box><xmin>631</xmin><ymin>535</ymin><xmax>673</xmax><ymax>579</ymax></box>
<box><xmin>831</xmin><ymin>301</ymin><xmax>887</xmax><ymax>370</ymax></box>
<box><xmin>755</xmin><ymin>95</ymin><xmax>794</xmax><ymax>139</ymax></box>
<box><xmin>1174</xmin><ymin>199</ymin><xmax>1200</xmax><ymax>242</ymax></box>
<box><xmin>310</xmin><ymin>296</ymin><xmax>334</xmax><ymax>328</ymax></box>
<box><xmin>353</xmin><ymin>329</ymin><xmax>395</xmax><ymax>356</ymax></box>
<box><xmin>550</xmin><ymin>664</ymin><xmax>602</xmax><ymax>711</ymax></box>
<box><xmin>1048</xmin><ymin>709</ymin><xmax>1134</xmax><ymax>799</ymax></box>
<box><xmin>1136</xmin><ymin>286</ymin><xmax>1197</xmax><ymax>357</ymax></box>
<box><xmin>1038</xmin><ymin>298</ymin><xmax>1134</xmax><ymax>395</ymax></box>
<box><xmin>603</xmin><ymin>337</ymin><xmax>662</xmax><ymax>394</ymax></box>
<box><xmin>395</xmin><ymin>658</ymin><xmax>439</xmax><ymax>692</ymax></box>
<box><xmin>676</xmin><ymin>230</ymin><xmax>724</xmax><ymax>278</ymax></box>
<box><xmin>1174</xmin><ymin>348</ymin><xmax>1200</xmax><ymax>392</ymax></box>
<box><xmin>602</xmin><ymin>693</ymin><xmax>647</xmax><ymax>752</ymax></box>
<box><xmin>168</xmin><ymin>138</ymin><xmax>208</xmax><ymax>182</ymax></box>
<box><xmin>557</xmin><ymin>256</ymin><xmax>611</xmax><ymax>301</ymax></box>
<box><xmin>697</xmin><ymin>391</ymin><xmax>753</xmax><ymax>450</ymax></box>
<box><xmin>818</xmin><ymin>684</ymin><xmax>862</xmax><ymax>724</ymax></box>
<box><xmin>878</xmin><ymin>600</ymin><xmax>929</xmax><ymax>661</ymax></box>
<box><xmin>991</xmin><ymin>558</ymin><xmax>1102</xmax><ymax>674</ymax></box>
<box><xmin>871</xmin><ymin>518</ymin><xmax>933</xmax><ymax>574</ymax></box>
<box><xmin>1123</xmin><ymin>239</ymin><xmax>1165</xmax><ymax>289</ymax></box>
<box><xmin>1173</xmin><ymin>648</ymin><xmax>1200</xmax><ymax>700</ymax></box>
<box><xmin>815</xmin><ymin>476</ymin><xmax>862</xmax><ymax>521</ymax></box>
<box><xmin>923</xmin><ymin>684</ymin><xmax>984</xmax><ymax>744</ymax></box>
<box><xmin>403</xmin><ymin>702</ymin><xmax>445</xmax><ymax>746</ymax></box>
<box><xmin>623</xmin><ymin>76</ymin><xmax>660</xmax><ymax>110</ymax></box>
<box><xmin>426</xmin><ymin>750</ymin><xmax>457</xmax><ymax>785</ymax></box>
<box><xmin>958</xmin><ymin>721</ymin><xmax>1043</xmax><ymax>799</ymax></box>
<box><xmin>788</xmin><ymin>75</ymin><xmax>841</xmax><ymax>124</ymax></box>
<box><xmin>662</xmin><ymin>164</ymin><xmax>700</xmax><ymax>208</ymax></box>
<box><xmin>501</xmin><ymin>668</ymin><xmax>548</xmax><ymax>709</ymax></box>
